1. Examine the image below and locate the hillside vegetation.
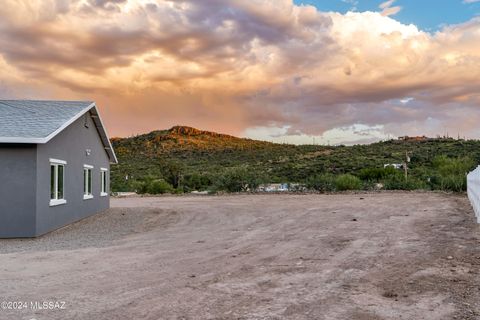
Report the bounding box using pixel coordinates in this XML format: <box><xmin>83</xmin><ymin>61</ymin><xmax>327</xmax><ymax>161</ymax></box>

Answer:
<box><xmin>111</xmin><ymin>126</ymin><xmax>479</xmax><ymax>193</ymax></box>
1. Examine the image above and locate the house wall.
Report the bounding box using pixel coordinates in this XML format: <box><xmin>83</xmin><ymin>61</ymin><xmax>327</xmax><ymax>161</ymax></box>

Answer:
<box><xmin>0</xmin><ymin>144</ymin><xmax>37</xmax><ymax>237</ymax></box>
<box><xmin>35</xmin><ymin>112</ymin><xmax>111</xmax><ymax>236</ymax></box>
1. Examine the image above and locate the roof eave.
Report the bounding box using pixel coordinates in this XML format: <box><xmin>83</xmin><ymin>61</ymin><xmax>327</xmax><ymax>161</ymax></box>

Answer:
<box><xmin>0</xmin><ymin>137</ymin><xmax>47</xmax><ymax>143</ymax></box>
<box><xmin>88</xmin><ymin>105</ymin><xmax>118</xmax><ymax>164</ymax></box>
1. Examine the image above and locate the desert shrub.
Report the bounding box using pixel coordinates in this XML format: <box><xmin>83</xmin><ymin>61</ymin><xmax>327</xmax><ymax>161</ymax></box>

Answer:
<box><xmin>134</xmin><ymin>181</ymin><xmax>148</xmax><ymax>194</ymax></box>
<box><xmin>182</xmin><ymin>173</ymin><xmax>213</xmax><ymax>192</ymax></box>
<box><xmin>133</xmin><ymin>176</ymin><xmax>154</xmax><ymax>194</ymax></box>
<box><xmin>160</xmin><ymin>160</ymin><xmax>185</xmax><ymax>188</ymax></box>
<box><xmin>432</xmin><ymin>155</ymin><xmax>475</xmax><ymax>176</ymax></box>
<box><xmin>214</xmin><ymin>167</ymin><xmax>265</xmax><ymax>192</ymax></box>
<box><xmin>305</xmin><ymin>174</ymin><xmax>336</xmax><ymax>192</ymax></box>
<box><xmin>358</xmin><ymin>167</ymin><xmax>398</xmax><ymax>181</ymax></box>
<box><xmin>111</xmin><ymin>179</ymin><xmax>134</xmax><ymax>193</ymax></box>
<box><xmin>430</xmin><ymin>175</ymin><xmax>466</xmax><ymax>192</ymax></box>
<box><xmin>335</xmin><ymin>174</ymin><xmax>362</xmax><ymax>191</ymax></box>
<box><xmin>288</xmin><ymin>183</ymin><xmax>306</xmax><ymax>192</ymax></box>
<box><xmin>361</xmin><ymin>180</ymin><xmax>378</xmax><ymax>191</ymax></box>
<box><xmin>135</xmin><ymin>177</ymin><xmax>174</xmax><ymax>194</ymax></box>
<box><xmin>383</xmin><ymin>175</ymin><xmax>427</xmax><ymax>190</ymax></box>
<box><xmin>429</xmin><ymin>156</ymin><xmax>475</xmax><ymax>191</ymax></box>
<box><xmin>147</xmin><ymin>179</ymin><xmax>174</xmax><ymax>194</ymax></box>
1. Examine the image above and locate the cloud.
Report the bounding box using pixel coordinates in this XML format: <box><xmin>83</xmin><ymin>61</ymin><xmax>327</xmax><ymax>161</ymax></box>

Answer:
<box><xmin>463</xmin><ymin>0</ymin><xmax>480</xmax><ymax>3</ymax></box>
<box><xmin>0</xmin><ymin>0</ymin><xmax>479</xmax><ymax>143</ymax></box>
<box><xmin>379</xmin><ymin>0</ymin><xmax>402</xmax><ymax>16</ymax></box>
<box><xmin>341</xmin><ymin>0</ymin><xmax>359</xmax><ymax>11</ymax></box>
<box><xmin>399</xmin><ymin>97</ymin><xmax>414</xmax><ymax>104</ymax></box>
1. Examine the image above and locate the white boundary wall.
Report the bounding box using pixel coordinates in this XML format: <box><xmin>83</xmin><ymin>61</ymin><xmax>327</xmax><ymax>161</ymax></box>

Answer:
<box><xmin>467</xmin><ymin>166</ymin><xmax>480</xmax><ymax>223</ymax></box>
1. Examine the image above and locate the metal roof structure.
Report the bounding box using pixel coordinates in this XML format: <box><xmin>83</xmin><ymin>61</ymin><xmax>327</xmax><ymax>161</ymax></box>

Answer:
<box><xmin>0</xmin><ymin>100</ymin><xmax>117</xmax><ymax>163</ymax></box>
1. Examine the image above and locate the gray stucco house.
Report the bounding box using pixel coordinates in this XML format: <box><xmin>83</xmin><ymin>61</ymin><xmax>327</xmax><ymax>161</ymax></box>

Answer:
<box><xmin>0</xmin><ymin>100</ymin><xmax>117</xmax><ymax>238</ymax></box>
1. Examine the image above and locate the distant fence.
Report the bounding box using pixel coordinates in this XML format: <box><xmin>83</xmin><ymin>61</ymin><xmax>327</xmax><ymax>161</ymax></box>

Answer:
<box><xmin>467</xmin><ymin>166</ymin><xmax>480</xmax><ymax>223</ymax></box>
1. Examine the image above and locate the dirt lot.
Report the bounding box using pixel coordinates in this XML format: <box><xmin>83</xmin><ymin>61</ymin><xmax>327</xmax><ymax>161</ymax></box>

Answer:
<box><xmin>0</xmin><ymin>192</ymin><xmax>479</xmax><ymax>320</ymax></box>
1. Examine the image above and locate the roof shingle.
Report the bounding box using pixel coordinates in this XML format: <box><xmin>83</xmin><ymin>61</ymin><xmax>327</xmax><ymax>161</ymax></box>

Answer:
<box><xmin>0</xmin><ymin>100</ymin><xmax>93</xmax><ymax>139</ymax></box>
<box><xmin>0</xmin><ymin>100</ymin><xmax>117</xmax><ymax>163</ymax></box>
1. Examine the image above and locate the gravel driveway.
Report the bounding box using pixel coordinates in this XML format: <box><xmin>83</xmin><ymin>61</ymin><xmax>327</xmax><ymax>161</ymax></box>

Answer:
<box><xmin>0</xmin><ymin>192</ymin><xmax>479</xmax><ymax>320</ymax></box>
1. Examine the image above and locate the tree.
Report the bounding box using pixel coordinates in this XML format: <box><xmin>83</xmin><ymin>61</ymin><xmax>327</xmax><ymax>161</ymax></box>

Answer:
<box><xmin>160</xmin><ymin>160</ymin><xmax>185</xmax><ymax>189</ymax></box>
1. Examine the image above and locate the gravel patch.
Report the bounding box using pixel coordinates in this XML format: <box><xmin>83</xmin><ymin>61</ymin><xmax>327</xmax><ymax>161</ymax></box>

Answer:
<box><xmin>0</xmin><ymin>208</ymin><xmax>165</xmax><ymax>254</ymax></box>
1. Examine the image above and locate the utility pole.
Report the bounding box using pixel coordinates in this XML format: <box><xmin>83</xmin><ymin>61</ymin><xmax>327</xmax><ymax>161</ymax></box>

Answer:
<box><xmin>404</xmin><ymin>151</ymin><xmax>411</xmax><ymax>181</ymax></box>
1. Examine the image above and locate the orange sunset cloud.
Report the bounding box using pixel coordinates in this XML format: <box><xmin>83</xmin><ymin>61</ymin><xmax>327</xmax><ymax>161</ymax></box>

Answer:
<box><xmin>0</xmin><ymin>0</ymin><xmax>479</xmax><ymax>144</ymax></box>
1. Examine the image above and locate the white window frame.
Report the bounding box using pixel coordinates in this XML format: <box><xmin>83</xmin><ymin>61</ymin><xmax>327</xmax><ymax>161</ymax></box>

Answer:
<box><xmin>50</xmin><ymin>159</ymin><xmax>67</xmax><ymax>206</ymax></box>
<box><xmin>83</xmin><ymin>164</ymin><xmax>94</xmax><ymax>200</ymax></box>
<box><xmin>100</xmin><ymin>168</ymin><xmax>108</xmax><ymax>197</ymax></box>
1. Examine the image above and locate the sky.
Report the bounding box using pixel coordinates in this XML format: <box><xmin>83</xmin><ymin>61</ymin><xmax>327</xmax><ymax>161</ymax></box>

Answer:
<box><xmin>0</xmin><ymin>0</ymin><xmax>479</xmax><ymax>145</ymax></box>
<box><xmin>297</xmin><ymin>0</ymin><xmax>480</xmax><ymax>31</ymax></box>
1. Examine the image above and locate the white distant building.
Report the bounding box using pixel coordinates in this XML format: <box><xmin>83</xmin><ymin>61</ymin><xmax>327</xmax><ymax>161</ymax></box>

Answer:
<box><xmin>258</xmin><ymin>183</ymin><xmax>293</xmax><ymax>192</ymax></box>
<box><xmin>384</xmin><ymin>163</ymin><xmax>403</xmax><ymax>169</ymax></box>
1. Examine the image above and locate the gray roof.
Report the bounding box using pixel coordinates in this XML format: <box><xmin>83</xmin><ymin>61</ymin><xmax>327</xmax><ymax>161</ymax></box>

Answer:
<box><xmin>0</xmin><ymin>100</ymin><xmax>93</xmax><ymax>139</ymax></box>
<box><xmin>0</xmin><ymin>100</ymin><xmax>117</xmax><ymax>163</ymax></box>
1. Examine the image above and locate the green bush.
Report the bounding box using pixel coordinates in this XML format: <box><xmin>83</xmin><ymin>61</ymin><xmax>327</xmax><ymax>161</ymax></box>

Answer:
<box><xmin>430</xmin><ymin>174</ymin><xmax>466</xmax><ymax>192</ymax></box>
<box><xmin>147</xmin><ymin>179</ymin><xmax>174</xmax><ymax>194</ymax></box>
<box><xmin>429</xmin><ymin>156</ymin><xmax>475</xmax><ymax>191</ymax></box>
<box><xmin>358</xmin><ymin>167</ymin><xmax>398</xmax><ymax>181</ymax></box>
<box><xmin>432</xmin><ymin>155</ymin><xmax>475</xmax><ymax>176</ymax></box>
<box><xmin>182</xmin><ymin>173</ymin><xmax>213</xmax><ymax>192</ymax></box>
<box><xmin>161</xmin><ymin>160</ymin><xmax>185</xmax><ymax>188</ymax></box>
<box><xmin>305</xmin><ymin>174</ymin><xmax>336</xmax><ymax>192</ymax></box>
<box><xmin>133</xmin><ymin>176</ymin><xmax>154</xmax><ymax>194</ymax></box>
<box><xmin>335</xmin><ymin>174</ymin><xmax>362</xmax><ymax>191</ymax></box>
<box><xmin>214</xmin><ymin>167</ymin><xmax>265</xmax><ymax>192</ymax></box>
<box><xmin>383</xmin><ymin>175</ymin><xmax>427</xmax><ymax>190</ymax></box>
<box><xmin>135</xmin><ymin>178</ymin><xmax>174</xmax><ymax>194</ymax></box>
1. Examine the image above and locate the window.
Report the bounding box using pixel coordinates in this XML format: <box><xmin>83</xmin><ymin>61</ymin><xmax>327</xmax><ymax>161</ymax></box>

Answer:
<box><xmin>101</xmin><ymin>168</ymin><xmax>108</xmax><ymax>196</ymax></box>
<box><xmin>50</xmin><ymin>159</ymin><xmax>67</xmax><ymax>206</ymax></box>
<box><xmin>83</xmin><ymin>165</ymin><xmax>94</xmax><ymax>200</ymax></box>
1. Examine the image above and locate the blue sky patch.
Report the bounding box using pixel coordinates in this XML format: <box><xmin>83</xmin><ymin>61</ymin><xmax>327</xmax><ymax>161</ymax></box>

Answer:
<box><xmin>295</xmin><ymin>0</ymin><xmax>480</xmax><ymax>31</ymax></box>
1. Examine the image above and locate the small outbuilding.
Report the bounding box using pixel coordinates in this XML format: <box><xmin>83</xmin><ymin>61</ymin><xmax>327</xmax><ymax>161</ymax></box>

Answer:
<box><xmin>0</xmin><ymin>100</ymin><xmax>117</xmax><ymax>238</ymax></box>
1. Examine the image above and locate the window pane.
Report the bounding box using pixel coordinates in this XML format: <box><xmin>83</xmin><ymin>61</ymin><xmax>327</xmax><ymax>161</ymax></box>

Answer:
<box><xmin>50</xmin><ymin>165</ymin><xmax>56</xmax><ymax>200</ymax></box>
<box><xmin>58</xmin><ymin>165</ymin><xmax>64</xmax><ymax>199</ymax></box>
<box><xmin>84</xmin><ymin>169</ymin><xmax>87</xmax><ymax>195</ymax></box>
<box><xmin>88</xmin><ymin>169</ymin><xmax>92</xmax><ymax>194</ymax></box>
<box><xmin>104</xmin><ymin>172</ymin><xmax>107</xmax><ymax>193</ymax></box>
